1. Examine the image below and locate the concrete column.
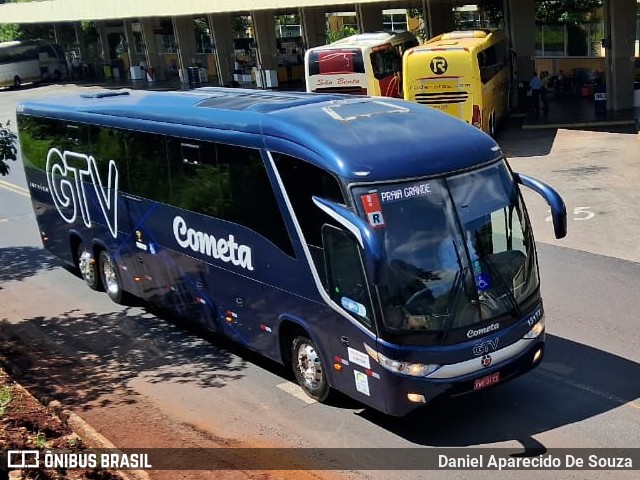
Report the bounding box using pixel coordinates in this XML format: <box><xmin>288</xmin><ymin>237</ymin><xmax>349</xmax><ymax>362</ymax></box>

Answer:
<box><xmin>251</xmin><ymin>9</ymin><xmax>279</xmax><ymax>75</ymax></box>
<box><xmin>604</xmin><ymin>0</ymin><xmax>636</xmax><ymax>110</ymax></box>
<box><xmin>300</xmin><ymin>6</ymin><xmax>327</xmax><ymax>48</ymax></box>
<box><xmin>73</xmin><ymin>23</ymin><xmax>88</xmax><ymax>62</ymax></box>
<box><xmin>96</xmin><ymin>21</ymin><xmax>111</xmax><ymax>64</ymax></box>
<box><xmin>355</xmin><ymin>3</ymin><xmax>383</xmax><ymax>33</ymax></box>
<box><xmin>52</xmin><ymin>24</ymin><xmax>61</xmax><ymax>45</ymax></box>
<box><xmin>428</xmin><ymin>0</ymin><xmax>455</xmax><ymax>37</ymax></box>
<box><xmin>208</xmin><ymin>13</ymin><xmax>235</xmax><ymax>86</ymax></box>
<box><xmin>504</xmin><ymin>0</ymin><xmax>536</xmax><ymax>95</ymax></box>
<box><xmin>173</xmin><ymin>15</ymin><xmax>198</xmax><ymax>80</ymax></box>
<box><xmin>139</xmin><ymin>18</ymin><xmax>163</xmax><ymax>79</ymax></box>
<box><xmin>122</xmin><ymin>20</ymin><xmax>136</xmax><ymax>67</ymax></box>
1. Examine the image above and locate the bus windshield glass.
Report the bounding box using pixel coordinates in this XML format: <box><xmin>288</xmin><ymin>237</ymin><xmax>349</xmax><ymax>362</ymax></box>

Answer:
<box><xmin>352</xmin><ymin>160</ymin><xmax>538</xmax><ymax>340</ymax></box>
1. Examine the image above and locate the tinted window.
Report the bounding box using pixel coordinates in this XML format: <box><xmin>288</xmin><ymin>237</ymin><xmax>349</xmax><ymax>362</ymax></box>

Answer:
<box><xmin>123</xmin><ymin>131</ymin><xmax>171</xmax><ymax>203</ymax></box>
<box><xmin>370</xmin><ymin>48</ymin><xmax>401</xmax><ymax>79</ymax></box>
<box><xmin>168</xmin><ymin>138</ymin><xmax>293</xmax><ymax>256</ymax></box>
<box><xmin>273</xmin><ymin>154</ymin><xmax>344</xmax><ymax>281</ymax></box>
<box><xmin>19</xmin><ymin>116</ymin><xmax>75</xmax><ymax>170</ymax></box>
<box><xmin>273</xmin><ymin>153</ymin><xmax>344</xmax><ymax>248</ymax></box>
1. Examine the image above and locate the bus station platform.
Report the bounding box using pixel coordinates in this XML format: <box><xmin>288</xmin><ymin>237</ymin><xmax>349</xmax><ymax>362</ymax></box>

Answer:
<box><xmin>518</xmin><ymin>91</ymin><xmax>640</xmax><ymax>131</ymax></box>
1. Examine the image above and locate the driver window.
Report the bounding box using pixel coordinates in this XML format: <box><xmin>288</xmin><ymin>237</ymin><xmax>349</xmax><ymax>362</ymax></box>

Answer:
<box><xmin>323</xmin><ymin>225</ymin><xmax>373</xmax><ymax>329</ymax></box>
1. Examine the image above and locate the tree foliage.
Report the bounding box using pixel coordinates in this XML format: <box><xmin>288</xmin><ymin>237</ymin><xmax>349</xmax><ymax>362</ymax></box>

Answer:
<box><xmin>0</xmin><ymin>121</ymin><xmax>18</xmax><ymax>177</ymax></box>
<box><xmin>535</xmin><ymin>0</ymin><xmax>602</xmax><ymax>25</ymax></box>
<box><xmin>326</xmin><ymin>25</ymin><xmax>358</xmax><ymax>44</ymax></box>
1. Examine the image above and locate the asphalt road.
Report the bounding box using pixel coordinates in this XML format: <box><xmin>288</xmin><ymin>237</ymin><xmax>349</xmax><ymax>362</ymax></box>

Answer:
<box><xmin>1</xmin><ymin>84</ymin><xmax>639</xmax><ymax>480</ymax></box>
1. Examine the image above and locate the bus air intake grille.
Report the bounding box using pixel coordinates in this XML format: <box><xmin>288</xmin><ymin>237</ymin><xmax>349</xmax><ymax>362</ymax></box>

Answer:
<box><xmin>313</xmin><ymin>87</ymin><xmax>367</xmax><ymax>95</ymax></box>
<box><xmin>414</xmin><ymin>92</ymin><xmax>469</xmax><ymax>104</ymax></box>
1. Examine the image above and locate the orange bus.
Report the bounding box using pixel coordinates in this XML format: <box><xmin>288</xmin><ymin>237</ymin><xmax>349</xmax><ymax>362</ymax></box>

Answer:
<box><xmin>403</xmin><ymin>29</ymin><xmax>515</xmax><ymax>136</ymax></box>
<box><xmin>305</xmin><ymin>31</ymin><xmax>418</xmax><ymax>97</ymax></box>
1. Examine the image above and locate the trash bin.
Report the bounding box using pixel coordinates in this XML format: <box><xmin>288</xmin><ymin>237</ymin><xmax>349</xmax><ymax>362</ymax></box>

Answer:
<box><xmin>187</xmin><ymin>67</ymin><xmax>200</xmax><ymax>84</ymax></box>
<box><xmin>103</xmin><ymin>64</ymin><xmax>112</xmax><ymax>80</ymax></box>
<box><xmin>594</xmin><ymin>84</ymin><xmax>606</xmax><ymax>114</ymax></box>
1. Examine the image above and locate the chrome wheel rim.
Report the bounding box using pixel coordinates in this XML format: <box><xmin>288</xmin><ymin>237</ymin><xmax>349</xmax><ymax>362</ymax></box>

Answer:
<box><xmin>296</xmin><ymin>343</ymin><xmax>322</xmax><ymax>390</ymax></box>
<box><xmin>78</xmin><ymin>250</ymin><xmax>96</xmax><ymax>285</ymax></box>
<box><xmin>102</xmin><ymin>256</ymin><xmax>119</xmax><ymax>295</ymax></box>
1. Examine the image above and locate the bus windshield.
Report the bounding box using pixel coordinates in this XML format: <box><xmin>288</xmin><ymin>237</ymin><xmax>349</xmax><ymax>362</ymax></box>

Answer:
<box><xmin>352</xmin><ymin>160</ymin><xmax>538</xmax><ymax>341</ymax></box>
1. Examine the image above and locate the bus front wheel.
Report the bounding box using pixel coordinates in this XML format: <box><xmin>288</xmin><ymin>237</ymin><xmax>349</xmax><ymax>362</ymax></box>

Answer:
<box><xmin>99</xmin><ymin>251</ymin><xmax>124</xmax><ymax>304</ymax></box>
<box><xmin>292</xmin><ymin>335</ymin><xmax>330</xmax><ymax>402</ymax></box>
<box><xmin>77</xmin><ymin>242</ymin><xmax>101</xmax><ymax>291</ymax></box>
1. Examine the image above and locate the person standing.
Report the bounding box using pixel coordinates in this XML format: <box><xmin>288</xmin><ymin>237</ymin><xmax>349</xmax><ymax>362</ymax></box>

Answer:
<box><xmin>529</xmin><ymin>71</ymin><xmax>543</xmax><ymax>116</ymax></box>
<box><xmin>540</xmin><ymin>71</ymin><xmax>550</xmax><ymax>113</ymax></box>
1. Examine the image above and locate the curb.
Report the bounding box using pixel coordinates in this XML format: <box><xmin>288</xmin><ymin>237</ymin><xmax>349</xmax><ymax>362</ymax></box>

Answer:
<box><xmin>0</xmin><ymin>356</ymin><xmax>150</xmax><ymax>480</ymax></box>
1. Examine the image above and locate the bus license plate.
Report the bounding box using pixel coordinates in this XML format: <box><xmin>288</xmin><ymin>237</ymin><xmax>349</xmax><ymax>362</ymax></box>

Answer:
<box><xmin>474</xmin><ymin>372</ymin><xmax>500</xmax><ymax>391</ymax></box>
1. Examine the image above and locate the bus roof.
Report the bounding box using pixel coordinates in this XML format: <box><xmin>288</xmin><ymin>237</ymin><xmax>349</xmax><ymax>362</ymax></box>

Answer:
<box><xmin>17</xmin><ymin>87</ymin><xmax>501</xmax><ymax>183</ymax></box>
<box><xmin>310</xmin><ymin>31</ymin><xmax>415</xmax><ymax>51</ymax></box>
<box><xmin>411</xmin><ymin>29</ymin><xmax>505</xmax><ymax>54</ymax></box>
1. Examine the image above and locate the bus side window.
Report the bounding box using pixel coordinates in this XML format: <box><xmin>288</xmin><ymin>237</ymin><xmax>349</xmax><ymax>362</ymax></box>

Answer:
<box><xmin>123</xmin><ymin>131</ymin><xmax>171</xmax><ymax>203</ymax></box>
<box><xmin>167</xmin><ymin>139</ymin><xmax>294</xmax><ymax>257</ymax></box>
<box><xmin>272</xmin><ymin>153</ymin><xmax>345</xmax><ymax>284</ymax></box>
<box><xmin>87</xmin><ymin>125</ymin><xmax>129</xmax><ymax>194</ymax></box>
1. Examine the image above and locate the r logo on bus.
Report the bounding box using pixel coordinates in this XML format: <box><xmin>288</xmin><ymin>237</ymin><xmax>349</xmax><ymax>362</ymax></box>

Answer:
<box><xmin>430</xmin><ymin>57</ymin><xmax>448</xmax><ymax>75</ymax></box>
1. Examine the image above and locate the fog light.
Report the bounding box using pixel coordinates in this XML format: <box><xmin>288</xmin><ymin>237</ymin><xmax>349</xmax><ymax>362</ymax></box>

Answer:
<box><xmin>407</xmin><ymin>393</ymin><xmax>426</xmax><ymax>404</ymax></box>
<box><xmin>533</xmin><ymin>348</ymin><xmax>543</xmax><ymax>363</ymax></box>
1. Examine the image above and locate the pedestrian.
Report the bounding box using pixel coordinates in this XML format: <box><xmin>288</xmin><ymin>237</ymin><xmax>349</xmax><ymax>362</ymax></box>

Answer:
<box><xmin>529</xmin><ymin>71</ymin><xmax>543</xmax><ymax>116</ymax></box>
<box><xmin>540</xmin><ymin>71</ymin><xmax>550</xmax><ymax>113</ymax></box>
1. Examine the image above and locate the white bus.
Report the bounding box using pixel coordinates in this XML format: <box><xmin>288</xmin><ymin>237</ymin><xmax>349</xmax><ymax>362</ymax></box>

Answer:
<box><xmin>305</xmin><ymin>31</ymin><xmax>418</xmax><ymax>97</ymax></box>
<box><xmin>0</xmin><ymin>39</ymin><xmax>68</xmax><ymax>89</ymax></box>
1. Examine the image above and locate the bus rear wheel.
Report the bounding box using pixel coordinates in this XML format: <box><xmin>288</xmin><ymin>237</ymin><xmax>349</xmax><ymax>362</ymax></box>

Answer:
<box><xmin>77</xmin><ymin>242</ymin><xmax>101</xmax><ymax>290</ymax></box>
<box><xmin>291</xmin><ymin>335</ymin><xmax>330</xmax><ymax>402</ymax></box>
<box><xmin>99</xmin><ymin>250</ymin><xmax>124</xmax><ymax>304</ymax></box>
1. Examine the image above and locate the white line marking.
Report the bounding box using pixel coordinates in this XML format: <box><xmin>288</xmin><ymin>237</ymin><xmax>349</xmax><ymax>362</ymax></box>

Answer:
<box><xmin>276</xmin><ymin>382</ymin><xmax>317</xmax><ymax>405</ymax></box>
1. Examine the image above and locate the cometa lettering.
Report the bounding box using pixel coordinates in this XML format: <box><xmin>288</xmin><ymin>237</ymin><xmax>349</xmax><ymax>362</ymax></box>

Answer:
<box><xmin>173</xmin><ymin>216</ymin><xmax>254</xmax><ymax>271</ymax></box>
<box><xmin>466</xmin><ymin>323</ymin><xmax>500</xmax><ymax>338</ymax></box>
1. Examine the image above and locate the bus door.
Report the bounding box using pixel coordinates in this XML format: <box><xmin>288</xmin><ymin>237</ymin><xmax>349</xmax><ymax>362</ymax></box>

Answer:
<box><xmin>320</xmin><ymin>223</ymin><xmax>388</xmax><ymax>408</ymax></box>
<box><xmin>403</xmin><ymin>48</ymin><xmax>476</xmax><ymax>125</ymax></box>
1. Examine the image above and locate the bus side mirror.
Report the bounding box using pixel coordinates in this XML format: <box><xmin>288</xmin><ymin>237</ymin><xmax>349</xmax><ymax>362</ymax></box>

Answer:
<box><xmin>312</xmin><ymin>196</ymin><xmax>384</xmax><ymax>284</ymax></box>
<box><xmin>514</xmin><ymin>173</ymin><xmax>567</xmax><ymax>239</ymax></box>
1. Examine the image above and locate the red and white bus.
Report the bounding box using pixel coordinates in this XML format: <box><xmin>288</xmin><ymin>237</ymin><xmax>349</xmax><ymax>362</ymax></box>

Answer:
<box><xmin>304</xmin><ymin>31</ymin><xmax>418</xmax><ymax>97</ymax></box>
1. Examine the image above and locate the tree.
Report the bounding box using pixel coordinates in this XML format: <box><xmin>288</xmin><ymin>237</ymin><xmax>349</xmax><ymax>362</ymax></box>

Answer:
<box><xmin>535</xmin><ymin>0</ymin><xmax>602</xmax><ymax>26</ymax></box>
<box><xmin>0</xmin><ymin>121</ymin><xmax>18</xmax><ymax>176</ymax></box>
<box><xmin>326</xmin><ymin>25</ymin><xmax>357</xmax><ymax>44</ymax></box>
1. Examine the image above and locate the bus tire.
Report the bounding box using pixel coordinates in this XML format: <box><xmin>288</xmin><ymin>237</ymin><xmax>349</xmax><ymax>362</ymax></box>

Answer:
<box><xmin>77</xmin><ymin>242</ymin><xmax>101</xmax><ymax>291</ymax></box>
<box><xmin>489</xmin><ymin>112</ymin><xmax>496</xmax><ymax>137</ymax></box>
<box><xmin>99</xmin><ymin>250</ymin><xmax>124</xmax><ymax>304</ymax></box>
<box><xmin>291</xmin><ymin>335</ymin><xmax>330</xmax><ymax>402</ymax></box>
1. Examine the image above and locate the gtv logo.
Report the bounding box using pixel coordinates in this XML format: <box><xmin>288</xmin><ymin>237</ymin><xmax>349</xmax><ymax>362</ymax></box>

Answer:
<box><xmin>472</xmin><ymin>338</ymin><xmax>500</xmax><ymax>356</ymax></box>
<box><xmin>46</xmin><ymin>148</ymin><xmax>119</xmax><ymax>238</ymax></box>
<box><xmin>430</xmin><ymin>56</ymin><xmax>448</xmax><ymax>75</ymax></box>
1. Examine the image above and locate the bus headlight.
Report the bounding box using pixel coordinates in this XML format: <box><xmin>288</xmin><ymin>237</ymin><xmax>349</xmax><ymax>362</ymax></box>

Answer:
<box><xmin>364</xmin><ymin>344</ymin><xmax>440</xmax><ymax>377</ymax></box>
<box><xmin>523</xmin><ymin>317</ymin><xmax>545</xmax><ymax>339</ymax></box>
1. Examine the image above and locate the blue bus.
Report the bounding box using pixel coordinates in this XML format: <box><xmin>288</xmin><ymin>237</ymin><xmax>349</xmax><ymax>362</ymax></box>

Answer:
<box><xmin>17</xmin><ymin>88</ymin><xmax>566</xmax><ymax>416</ymax></box>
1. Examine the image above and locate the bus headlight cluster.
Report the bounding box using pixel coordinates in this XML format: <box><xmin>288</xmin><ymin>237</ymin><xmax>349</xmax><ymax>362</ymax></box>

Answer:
<box><xmin>523</xmin><ymin>317</ymin><xmax>545</xmax><ymax>339</ymax></box>
<box><xmin>364</xmin><ymin>344</ymin><xmax>440</xmax><ymax>377</ymax></box>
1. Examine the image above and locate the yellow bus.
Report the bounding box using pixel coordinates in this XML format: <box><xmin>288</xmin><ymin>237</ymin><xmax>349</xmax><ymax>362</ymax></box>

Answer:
<box><xmin>403</xmin><ymin>29</ymin><xmax>514</xmax><ymax>136</ymax></box>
